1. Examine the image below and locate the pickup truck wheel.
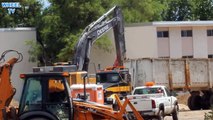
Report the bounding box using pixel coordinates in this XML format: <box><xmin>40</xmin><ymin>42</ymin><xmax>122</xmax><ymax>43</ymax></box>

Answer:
<box><xmin>172</xmin><ymin>105</ymin><xmax>179</xmax><ymax>120</ymax></box>
<box><xmin>158</xmin><ymin>110</ymin><xmax>164</xmax><ymax>120</ymax></box>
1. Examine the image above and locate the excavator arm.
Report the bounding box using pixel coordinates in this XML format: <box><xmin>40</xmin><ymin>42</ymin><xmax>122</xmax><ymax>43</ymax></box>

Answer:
<box><xmin>73</xmin><ymin>6</ymin><xmax>126</xmax><ymax>71</ymax></box>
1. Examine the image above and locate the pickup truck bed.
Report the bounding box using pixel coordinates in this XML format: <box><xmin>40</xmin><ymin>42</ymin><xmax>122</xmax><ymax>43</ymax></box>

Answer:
<box><xmin>125</xmin><ymin>85</ymin><xmax>179</xmax><ymax>120</ymax></box>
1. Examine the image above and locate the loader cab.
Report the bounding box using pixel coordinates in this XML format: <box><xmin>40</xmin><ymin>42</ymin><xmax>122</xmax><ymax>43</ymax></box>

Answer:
<box><xmin>18</xmin><ymin>72</ymin><xmax>73</xmax><ymax>120</ymax></box>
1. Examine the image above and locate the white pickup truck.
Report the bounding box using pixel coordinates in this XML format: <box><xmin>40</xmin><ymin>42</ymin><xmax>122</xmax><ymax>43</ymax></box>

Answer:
<box><xmin>126</xmin><ymin>83</ymin><xmax>179</xmax><ymax>120</ymax></box>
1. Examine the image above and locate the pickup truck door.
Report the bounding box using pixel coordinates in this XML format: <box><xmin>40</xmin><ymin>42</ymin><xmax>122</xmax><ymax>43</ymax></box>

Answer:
<box><xmin>164</xmin><ymin>88</ymin><xmax>174</xmax><ymax>114</ymax></box>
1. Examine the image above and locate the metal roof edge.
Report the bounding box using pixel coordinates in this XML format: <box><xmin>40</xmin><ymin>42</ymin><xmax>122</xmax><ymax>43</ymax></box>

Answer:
<box><xmin>152</xmin><ymin>21</ymin><xmax>213</xmax><ymax>27</ymax></box>
<box><xmin>0</xmin><ymin>27</ymin><xmax>36</xmax><ymax>32</ymax></box>
<box><xmin>125</xmin><ymin>22</ymin><xmax>152</xmax><ymax>27</ymax></box>
<box><xmin>126</xmin><ymin>21</ymin><xmax>213</xmax><ymax>27</ymax></box>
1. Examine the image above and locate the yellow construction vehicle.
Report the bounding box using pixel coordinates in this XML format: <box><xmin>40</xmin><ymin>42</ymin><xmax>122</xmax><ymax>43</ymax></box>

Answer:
<box><xmin>96</xmin><ymin>65</ymin><xmax>131</xmax><ymax>106</ymax></box>
<box><xmin>70</xmin><ymin>3</ymin><xmax>131</xmax><ymax>105</ymax></box>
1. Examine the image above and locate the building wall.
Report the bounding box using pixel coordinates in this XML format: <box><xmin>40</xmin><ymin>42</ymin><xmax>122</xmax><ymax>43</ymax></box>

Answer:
<box><xmin>207</xmin><ymin>27</ymin><xmax>213</xmax><ymax>55</ymax></box>
<box><xmin>90</xmin><ymin>22</ymin><xmax>213</xmax><ymax>73</ymax></box>
<box><xmin>125</xmin><ymin>26</ymin><xmax>158</xmax><ymax>59</ymax></box>
<box><xmin>181</xmin><ymin>27</ymin><xmax>193</xmax><ymax>57</ymax></box>
<box><xmin>125</xmin><ymin>23</ymin><xmax>213</xmax><ymax>59</ymax></box>
<box><xmin>0</xmin><ymin>28</ymin><xmax>37</xmax><ymax>101</ymax></box>
<box><xmin>156</xmin><ymin>26</ymin><xmax>212</xmax><ymax>58</ymax></box>
<box><xmin>169</xmin><ymin>27</ymin><xmax>182</xmax><ymax>58</ymax></box>
<box><xmin>193</xmin><ymin>26</ymin><xmax>208</xmax><ymax>58</ymax></box>
<box><xmin>157</xmin><ymin>27</ymin><xmax>170</xmax><ymax>57</ymax></box>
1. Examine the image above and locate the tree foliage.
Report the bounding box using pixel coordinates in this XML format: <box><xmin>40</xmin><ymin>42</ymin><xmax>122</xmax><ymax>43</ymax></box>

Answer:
<box><xmin>0</xmin><ymin>0</ymin><xmax>42</xmax><ymax>27</ymax></box>
<box><xmin>193</xmin><ymin>0</ymin><xmax>213</xmax><ymax>20</ymax></box>
<box><xmin>163</xmin><ymin>0</ymin><xmax>193</xmax><ymax>21</ymax></box>
<box><xmin>36</xmin><ymin>0</ymin><xmax>166</xmax><ymax>64</ymax></box>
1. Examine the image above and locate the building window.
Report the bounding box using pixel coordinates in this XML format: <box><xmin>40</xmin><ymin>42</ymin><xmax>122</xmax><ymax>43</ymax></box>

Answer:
<box><xmin>208</xmin><ymin>55</ymin><xmax>213</xmax><ymax>58</ymax></box>
<box><xmin>157</xmin><ymin>31</ymin><xmax>169</xmax><ymax>38</ymax></box>
<box><xmin>181</xmin><ymin>30</ymin><xmax>192</xmax><ymax>37</ymax></box>
<box><xmin>207</xmin><ymin>29</ymin><xmax>213</xmax><ymax>36</ymax></box>
<box><xmin>182</xmin><ymin>56</ymin><xmax>193</xmax><ymax>58</ymax></box>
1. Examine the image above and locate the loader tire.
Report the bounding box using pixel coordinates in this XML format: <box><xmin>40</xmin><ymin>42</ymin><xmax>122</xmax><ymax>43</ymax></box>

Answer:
<box><xmin>22</xmin><ymin>116</ymin><xmax>54</xmax><ymax>120</ymax></box>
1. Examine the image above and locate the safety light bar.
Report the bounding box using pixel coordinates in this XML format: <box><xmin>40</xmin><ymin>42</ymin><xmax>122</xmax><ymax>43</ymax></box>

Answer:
<box><xmin>33</xmin><ymin>65</ymin><xmax>77</xmax><ymax>73</ymax></box>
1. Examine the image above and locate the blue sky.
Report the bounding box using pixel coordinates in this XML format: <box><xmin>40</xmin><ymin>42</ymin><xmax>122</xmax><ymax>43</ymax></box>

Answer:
<box><xmin>40</xmin><ymin>0</ymin><xmax>51</xmax><ymax>8</ymax></box>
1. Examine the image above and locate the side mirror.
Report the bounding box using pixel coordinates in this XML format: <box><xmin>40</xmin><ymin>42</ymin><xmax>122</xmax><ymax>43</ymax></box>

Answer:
<box><xmin>170</xmin><ymin>91</ymin><xmax>178</xmax><ymax>97</ymax></box>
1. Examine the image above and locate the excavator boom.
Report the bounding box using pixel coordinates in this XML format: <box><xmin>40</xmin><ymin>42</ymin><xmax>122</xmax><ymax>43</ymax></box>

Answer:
<box><xmin>73</xmin><ymin>6</ymin><xmax>126</xmax><ymax>71</ymax></box>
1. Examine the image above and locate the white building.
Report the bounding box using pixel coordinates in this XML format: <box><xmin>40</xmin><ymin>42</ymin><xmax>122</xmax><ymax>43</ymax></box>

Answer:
<box><xmin>89</xmin><ymin>21</ymin><xmax>213</xmax><ymax>73</ymax></box>
<box><xmin>0</xmin><ymin>28</ymin><xmax>37</xmax><ymax>101</ymax></box>
<box><xmin>125</xmin><ymin>21</ymin><xmax>213</xmax><ymax>59</ymax></box>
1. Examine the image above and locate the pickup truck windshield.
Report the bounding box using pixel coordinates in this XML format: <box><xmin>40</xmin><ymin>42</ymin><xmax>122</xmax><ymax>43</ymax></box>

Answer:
<box><xmin>134</xmin><ymin>87</ymin><xmax>163</xmax><ymax>95</ymax></box>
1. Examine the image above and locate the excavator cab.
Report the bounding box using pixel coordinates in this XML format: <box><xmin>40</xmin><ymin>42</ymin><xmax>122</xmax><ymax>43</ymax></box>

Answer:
<box><xmin>96</xmin><ymin>68</ymin><xmax>131</xmax><ymax>104</ymax></box>
<box><xmin>18</xmin><ymin>72</ymin><xmax>73</xmax><ymax>120</ymax></box>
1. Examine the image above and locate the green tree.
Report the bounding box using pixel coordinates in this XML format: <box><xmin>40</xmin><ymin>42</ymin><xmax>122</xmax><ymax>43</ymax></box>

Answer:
<box><xmin>121</xmin><ymin>0</ymin><xmax>165</xmax><ymax>22</ymax></box>
<box><xmin>193</xmin><ymin>0</ymin><xmax>213</xmax><ymax>20</ymax></box>
<box><xmin>36</xmin><ymin>0</ymin><xmax>109</xmax><ymax>64</ymax></box>
<box><xmin>99</xmin><ymin>0</ymin><xmax>166</xmax><ymax>23</ymax></box>
<box><xmin>36</xmin><ymin>0</ymin><xmax>167</xmax><ymax>65</ymax></box>
<box><xmin>0</xmin><ymin>0</ymin><xmax>42</xmax><ymax>27</ymax></box>
<box><xmin>163</xmin><ymin>0</ymin><xmax>193</xmax><ymax>21</ymax></box>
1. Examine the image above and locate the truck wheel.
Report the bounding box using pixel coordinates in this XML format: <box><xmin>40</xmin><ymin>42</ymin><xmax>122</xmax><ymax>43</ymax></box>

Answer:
<box><xmin>187</xmin><ymin>95</ymin><xmax>201</xmax><ymax>110</ymax></box>
<box><xmin>209</xmin><ymin>95</ymin><xmax>213</xmax><ymax>107</ymax></box>
<box><xmin>158</xmin><ymin>110</ymin><xmax>164</xmax><ymax>120</ymax></box>
<box><xmin>201</xmin><ymin>94</ymin><xmax>210</xmax><ymax>109</ymax></box>
<box><xmin>172</xmin><ymin>105</ymin><xmax>179</xmax><ymax>120</ymax></box>
<box><xmin>187</xmin><ymin>96</ymin><xmax>192</xmax><ymax>110</ymax></box>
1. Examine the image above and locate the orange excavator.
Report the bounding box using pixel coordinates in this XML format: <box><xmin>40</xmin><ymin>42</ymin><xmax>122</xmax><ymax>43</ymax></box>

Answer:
<box><xmin>0</xmin><ymin>50</ymin><xmax>23</xmax><ymax>119</ymax></box>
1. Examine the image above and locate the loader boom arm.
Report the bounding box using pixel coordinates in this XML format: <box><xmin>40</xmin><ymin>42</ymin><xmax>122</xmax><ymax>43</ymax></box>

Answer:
<box><xmin>0</xmin><ymin>50</ymin><xmax>22</xmax><ymax>119</ymax></box>
<box><xmin>0</xmin><ymin>58</ymin><xmax>18</xmax><ymax>118</ymax></box>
